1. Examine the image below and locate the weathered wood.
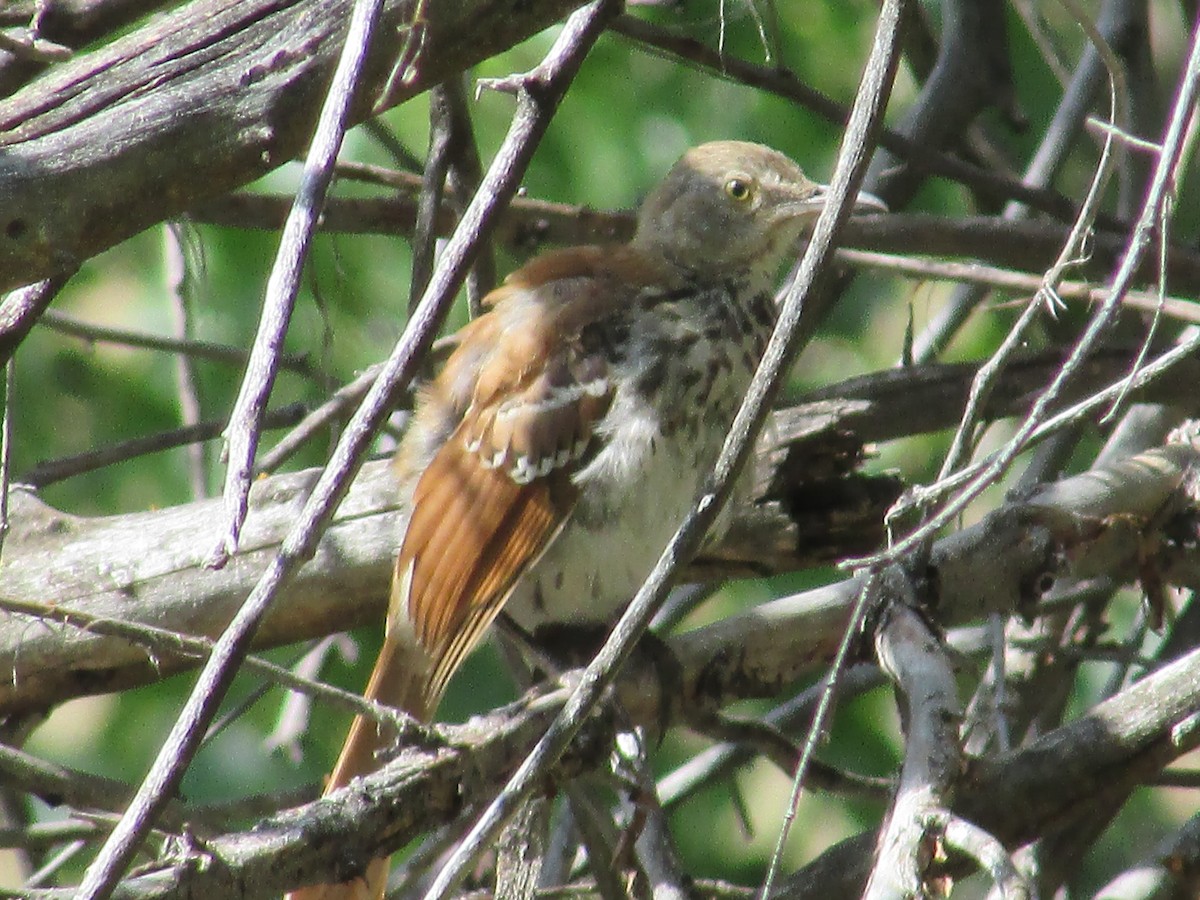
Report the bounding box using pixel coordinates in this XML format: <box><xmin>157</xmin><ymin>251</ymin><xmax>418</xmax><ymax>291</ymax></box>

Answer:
<box><xmin>3</xmin><ymin>349</ymin><xmax>1196</xmax><ymax>714</ymax></box>
<box><xmin>0</xmin><ymin>0</ymin><xmax>583</xmax><ymax>293</ymax></box>
<box><xmin>16</xmin><ymin>436</ymin><xmax>1200</xmax><ymax>899</ymax></box>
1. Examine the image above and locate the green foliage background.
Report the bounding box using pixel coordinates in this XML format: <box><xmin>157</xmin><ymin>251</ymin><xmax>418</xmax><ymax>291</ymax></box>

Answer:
<box><xmin>8</xmin><ymin>0</ymin><xmax>1199</xmax><ymax>893</ymax></box>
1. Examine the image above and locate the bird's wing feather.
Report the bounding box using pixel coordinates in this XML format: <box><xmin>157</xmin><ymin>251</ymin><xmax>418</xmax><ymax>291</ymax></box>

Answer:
<box><xmin>391</xmin><ymin>247</ymin><xmax>659</xmax><ymax>711</ymax></box>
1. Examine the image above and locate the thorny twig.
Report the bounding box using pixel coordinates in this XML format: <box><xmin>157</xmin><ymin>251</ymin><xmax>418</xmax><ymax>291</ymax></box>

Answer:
<box><xmin>419</xmin><ymin>2</ymin><xmax>904</xmax><ymax>897</ymax></box>
<box><xmin>76</xmin><ymin>0</ymin><xmax>393</xmax><ymax>894</ymax></box>
<box><xmin>210</xmin><ymin>0</ymin><xmax>389</xmax><ymax>570</ymax></box>
<box><xmin>851</xmin><ymin>16</ymin><xmax>1200</xmax><ymax>571</ymax></box>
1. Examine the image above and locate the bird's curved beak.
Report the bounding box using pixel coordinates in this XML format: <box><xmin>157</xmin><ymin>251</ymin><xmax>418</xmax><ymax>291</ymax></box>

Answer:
<box><xmin>777</xmin><ymin>184</ymin><xmax>887</xmax><ymax>222</ymax></box>
<box><xmin>807</xmin><ymin>184</ymin><xmax>888</xmax><ymax>215</ymax></box>
<box><xmin>848</xmin><ymin>188</ymin><xmax>887</xmax><ymax>214</ymax></box>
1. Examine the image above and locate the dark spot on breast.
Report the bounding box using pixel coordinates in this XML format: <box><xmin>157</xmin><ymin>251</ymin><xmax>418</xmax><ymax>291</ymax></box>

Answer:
<box><xmin>751</xmin><ymin>293</ymin><xmax>776</xmax><ymax>329</ymax></box>
<box><xmin>6</xmin><ymin>219</ymin><xmax>27</xmax><ymax>240</ymax></box>
<box><xmin>578</xmin><ymin>321</ymin><xmax>605</xmax><ymax>354</ymax></box>
<box><xmin>578</xmin><ymin>318</ymin><xmax>629</xmax><ymax>364</ymax></box>
<box><xmin>636</xmin><ymin>357</ymin><xmax>667</xmax><ymax>396</ymax></box>
<box><xmin>640</xmin><ymin>287</ymin><xmax>678</xmax><ymax>310</ymax></box>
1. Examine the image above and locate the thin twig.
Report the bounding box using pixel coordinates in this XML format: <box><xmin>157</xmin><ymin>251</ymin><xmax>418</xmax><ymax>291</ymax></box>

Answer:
<box><xmin>75</xmin><ymin>1</ymin><xmax>392</xmax><ymax>893</ymax></box>
<box><xmin>0</xmin><ymin>357</ymin><xmax>11</xmax><ymax>560</ymax></box>
<box><xmin>18</xmin><ymin>403</ymin><xmax>307</xmax><ymax>489</ymax></box>
<box><xmin>361</xmin><ymin>118</ymin><xmax>422</xmax><ymax>170</ymax></box>
<box><xmin>265</xmin><ymin>636</ymin><xmax>357</xmax><ymax>763</ymax></box>
<box><xmin>657</xmin><ymin>665</ymin><xmax>885</xmax><ymax>809</ymax></box>
<box><xmin>163</xmin><ymin>222</ymin><xmax>207</xmax><ymax>498</ymax></box>
<box><xmin>73</xmin><ymin>1</ymin><xmax>612</xmax><ymax>895</ymax></box>
<box><xmin>762</xmin><ymin>577</ymin><xmax>880</xmax><ymax>900</ymax></box>
<box><xmin>0</xmin><ymin>820</ymin><xmax>104</xmax><ymax>851</ymax></box>
<box><xmin>38</xmin><ymin>309</ymin><xmax>316</xmax><ymax>375</ymax></box>
<box><xmin>852</xmin><ymin>16</ymin><xmax>1200</xmax><ymax>570</ymax></box>
<box><xmin>440</xmin><ymin>76</ymin><xmax>494</xmax><ymax>312</ymax></box>
<box><xmin>1105</xmin><ymin>98</ymin><xmax>1200</xmax><ymax>419</ymax></box>
<box><xmin>1022</xmin><ymin>329</ymin><xmax>1200</xmax><ymax>460</ymax></box>
<box><xmin>256</xmin><ymin>364</ymin><xmax>382</xmax><ymax>473</ymax></box>
<box><xmin>0</xmin><ymin>742</ymin><xmax>189</xmax><ymax>834</ymax></box>
<box><xmin>419</xmin><ymin>2</ymin><xmax>904</xmax><ymax>896</ymax></box>
<box><xmin>410</xmin><ymin>82</ymin><xmax>457</xmax><ymax>311</ymax></box>
<box><xmin>210</xmin><ymin>0</ymin><xmax>389</xmax><ymax>569</ymax></box>
<box><xmin>23</xmin><ymin>840</ymin><xmax>88</xmax><ymax>889</ymax></box>
<box><xmin>933</xmin><ymin>0</ymin><xmax>1126</xmax><ymax>485</ymax></box>
<box><xmin>838</xmin><ymin>248</ymin><xmax>1200</xmax><ymax>325</ymax></box>
<box><xmin>1010</xmin><ymin>0</ymin><xmax>1072</xmax><ymax>86</ymax></box>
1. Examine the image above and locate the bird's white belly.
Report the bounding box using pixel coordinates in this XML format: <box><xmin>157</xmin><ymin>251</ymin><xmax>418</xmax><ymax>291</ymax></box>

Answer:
<box><xmin>504</xmin><ymin>372</ymin><xmax>745</xmax><ymax>631</ymax></box>
<box><xmin>505</xmin><ymin>446</ymin><xmax>702</xmax><ymax>628</ymax></box>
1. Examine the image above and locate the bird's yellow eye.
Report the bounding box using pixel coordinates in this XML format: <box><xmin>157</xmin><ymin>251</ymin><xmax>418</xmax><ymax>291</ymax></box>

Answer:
<box><xmin>724</xmin><ymin>176</ymin><xmax>754</xmax><ymax>202</ymax></box>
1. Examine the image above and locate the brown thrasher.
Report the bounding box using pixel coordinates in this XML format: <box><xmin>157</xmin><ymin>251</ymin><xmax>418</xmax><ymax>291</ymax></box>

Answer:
<box><xmin>288</xmin><ymin>141</ymin><xmax>881</xmax><ymax>900</ymax></box>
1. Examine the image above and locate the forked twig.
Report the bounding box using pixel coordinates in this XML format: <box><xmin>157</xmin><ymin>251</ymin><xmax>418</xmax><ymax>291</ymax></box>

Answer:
<box><xmin>851</xmin><ymin>16</ymin><xmax>1200</xmax><ymax>571</ymax></box>
<box><xmin>210</xmin><ymin>0</ymin><xmax>389</xmax><ymax>569</ymax></box>
<box><xmin>73</xmin><ymin>2</ymin><xmax>615</xmax><ymax>896</ymax></box>
<box><xmin>417</xmin><ymin>2</ymin><xmax>905</xmax><ymax>897</ymax></box>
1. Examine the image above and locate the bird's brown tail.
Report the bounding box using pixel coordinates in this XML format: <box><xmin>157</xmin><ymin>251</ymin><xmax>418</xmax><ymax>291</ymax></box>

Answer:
<box><xmin>284</xmin><ymin>635</ymin><xmax>435</xmax><ymax>900</ymax></box>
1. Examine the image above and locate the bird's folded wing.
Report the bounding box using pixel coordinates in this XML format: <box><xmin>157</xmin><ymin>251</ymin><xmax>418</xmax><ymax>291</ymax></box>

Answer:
<box><xmin>394</xmin><ymin>262</ymin><xmax>626</xmax><ymax>709</ymax></box>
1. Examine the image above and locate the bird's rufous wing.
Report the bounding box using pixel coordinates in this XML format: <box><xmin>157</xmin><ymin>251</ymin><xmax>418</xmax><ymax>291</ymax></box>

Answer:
<box><xmin>391</xmin><ymin>247</ymin><xmax>654</xmax><ymax>714</ymax></box>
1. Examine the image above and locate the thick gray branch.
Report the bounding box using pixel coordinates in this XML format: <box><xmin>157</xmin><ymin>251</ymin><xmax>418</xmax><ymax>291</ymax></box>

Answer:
<box><xmin>864</xmin><ymin>605</ymin><xmax>965</xmax><ymax>900</ymax></box>
<box><xmin>0</xmin><ymin>0</ymin><xmax>582</xmax><ymax>293</ymax></box>
<box><xmin>3</xmin><ymin>351</ymin><xmax>1199</xmax><ymax>715</ymax></box>
<box><xmin>780</xmin><ymin>639</ymin><xmax>1200</xmax><ymax>898</ymax></box>
<box><xmin>18</xmin><ymin>464</ymin><xmax>1200</xmax><ymax>897</ymax></box>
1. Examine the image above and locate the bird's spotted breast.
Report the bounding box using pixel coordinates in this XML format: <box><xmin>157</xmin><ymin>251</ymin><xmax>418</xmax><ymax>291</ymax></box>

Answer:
<box><xmin>503</xmin><ymin>281</ymin><xmax>773</xmax><ymax>630</ymax></box>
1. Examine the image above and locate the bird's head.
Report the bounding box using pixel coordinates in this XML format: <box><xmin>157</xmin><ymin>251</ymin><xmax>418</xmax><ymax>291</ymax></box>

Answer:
<box><xmin>633</xmin><ymin>140</ymin><xmax>882</xmax><ymax>287</ymax></box>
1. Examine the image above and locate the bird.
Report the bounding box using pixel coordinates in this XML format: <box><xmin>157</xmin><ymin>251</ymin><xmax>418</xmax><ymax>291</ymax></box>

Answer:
<box><xmin>287</xmin><ymin>140</ymin><xmax>883</xmax><ymax>900</ymax></box>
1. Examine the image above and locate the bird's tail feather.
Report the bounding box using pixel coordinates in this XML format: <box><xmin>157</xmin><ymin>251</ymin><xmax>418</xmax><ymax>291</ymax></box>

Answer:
<box><xmin>284</xmin><ymin>629</ymin><xmax>436</xmax><ymax>900</ymax></box>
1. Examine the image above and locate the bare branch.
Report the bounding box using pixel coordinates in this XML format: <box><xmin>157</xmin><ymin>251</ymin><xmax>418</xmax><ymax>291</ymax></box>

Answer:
<box><xmin>423</xmin><ymin>5</ymin><xmax>907</xmax><ymax>894</ymax></box>
<box><xmin>0</xmin><ymin>0</ymin><xmax>586</xmax><ymax>294</ymax></box>
<box><xmin>210</xmin><ymin>0</ymin><xmax>390</xmax><ymax>567</ymax></box>
<box><xmin>864</xmin><ymin>605</ymin><xmax>964</xmax><ymax>899</ymax></box>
